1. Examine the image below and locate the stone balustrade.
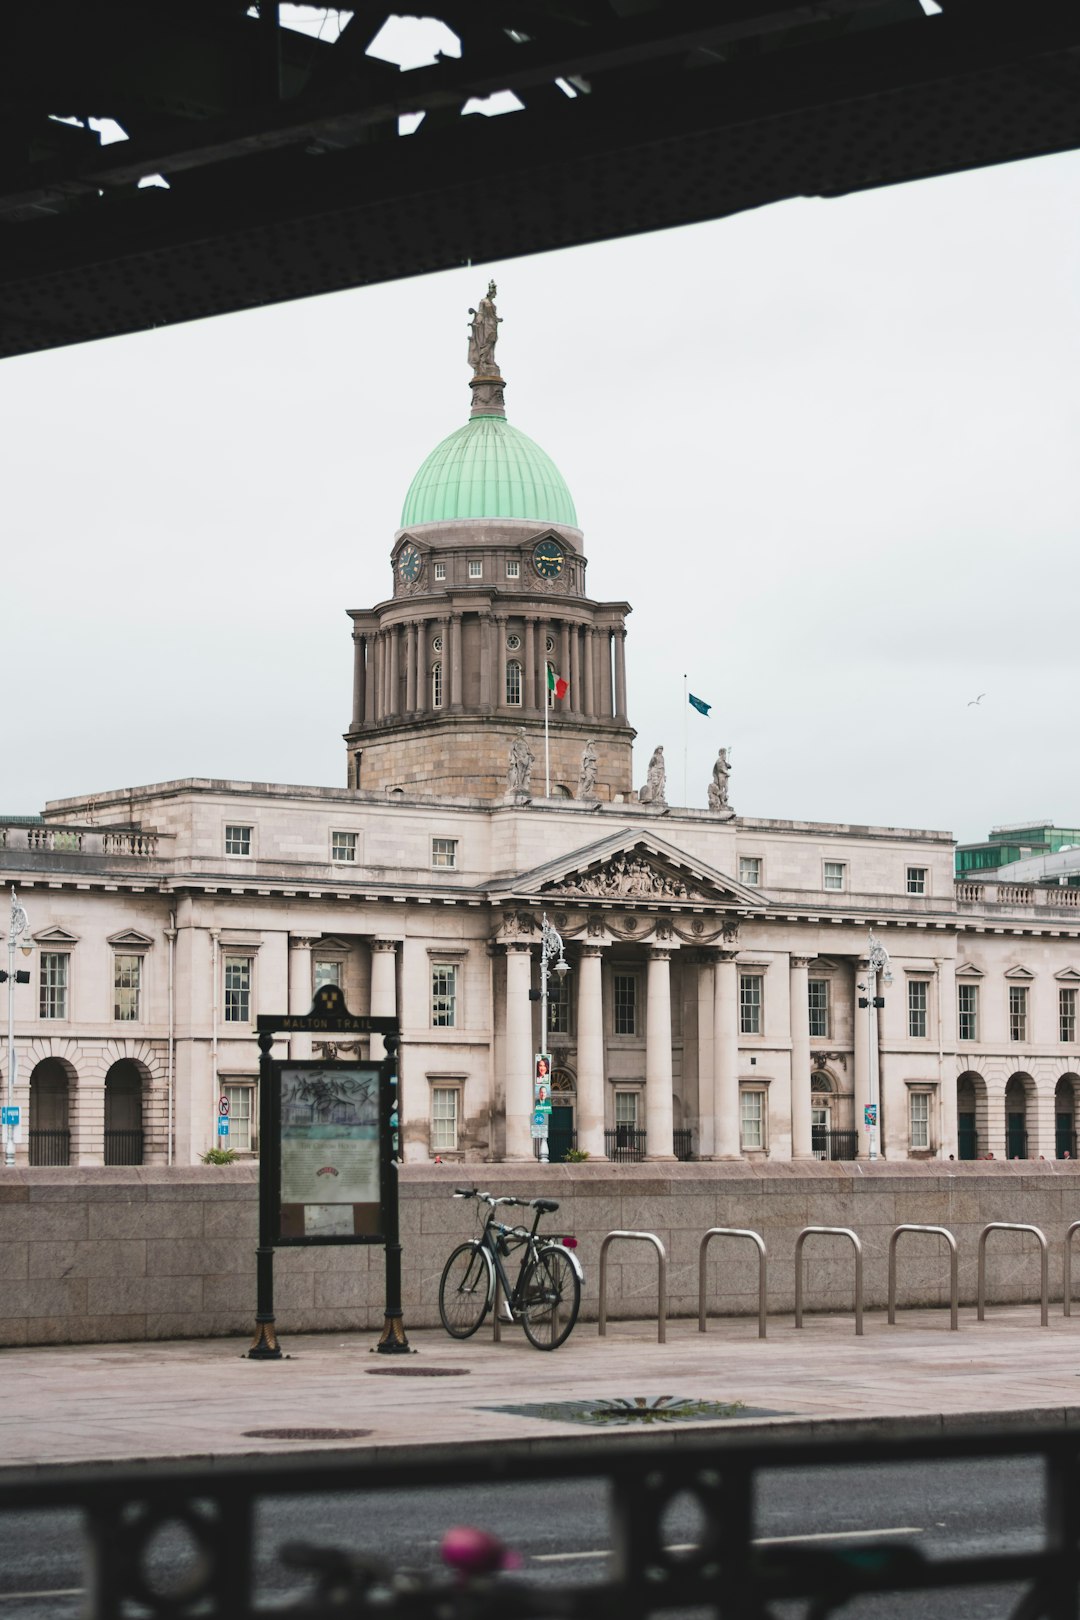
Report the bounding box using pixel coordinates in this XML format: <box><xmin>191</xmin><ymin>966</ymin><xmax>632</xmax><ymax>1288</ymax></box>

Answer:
<box><xmin>0</xmin><ymin>824</ymin><xmax>163</xmax><ymax>858</ymax></box>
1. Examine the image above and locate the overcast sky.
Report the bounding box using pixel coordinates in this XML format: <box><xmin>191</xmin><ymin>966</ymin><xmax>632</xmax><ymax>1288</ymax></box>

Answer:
<box><xmin>4</xmin><ymin>85</ymin><xmax>1077</xmax><ymax>844</ymax></box>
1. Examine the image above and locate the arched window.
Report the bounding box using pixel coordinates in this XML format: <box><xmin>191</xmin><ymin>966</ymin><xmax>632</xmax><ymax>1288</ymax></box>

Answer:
<box><xmin>506</xmin><ymin>659</ymin><xmax>522</xmax><ymax>705</ymax></box>
<box><xmin>431</xmin><ymin>661</ymin><xmax>443</xmax><ymax>709</ymax></box>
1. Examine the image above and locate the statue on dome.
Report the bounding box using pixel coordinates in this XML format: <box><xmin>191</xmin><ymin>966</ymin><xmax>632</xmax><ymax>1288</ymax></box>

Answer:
<box><xmin>507</xmin><ymin>727</ymin><xmax>534</xmax><ymax>797</ymax></box>
<box><xmin>638</xmin><ymin>745</ymin><xmax>667</xmax><ymax>807</ymax></box>
<box><xmin>577</xmin><ymin>739</ymin><xmax>598</xmax><ymax>801</ymax></box>
<box><xmin>468</xmin><ymin>282</ymin><xmax>502</xmax><ymax>375</ymax></box>
<box><xmin>708</xmin><ymin>747</ymin><xmax>733</xmax><ymax>814</ymax></box>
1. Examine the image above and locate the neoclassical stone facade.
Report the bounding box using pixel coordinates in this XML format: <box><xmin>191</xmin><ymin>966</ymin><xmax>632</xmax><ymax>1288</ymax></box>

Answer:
<box><xmin>4</xmin><ymin>292</ymin><xmax>1079</xmax><ymax>1168</ymax></box>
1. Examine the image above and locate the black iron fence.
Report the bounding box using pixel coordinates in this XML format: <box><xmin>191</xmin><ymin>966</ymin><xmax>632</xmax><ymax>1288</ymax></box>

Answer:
<box><xmin>5</xmin><ymin>1425</ymin><xmax>1080</xmax><ymax>1618</ymax></box>
<box><xmin>28</xmin><ymin>1128</ymin><xmax>70</xmax><ymax>1166</ymax></box>
<box><xmin>604</xmin><ymin>1126</ymin><xmax>646</xmax><ymax>1162</ymax></box>
<box><xmin>812</xmin><ymin>1128</ymin><xmax>858</xmax><ymax>1161</ymax></box>
<box><xmin>673</xmin><ymin>1128</ymin><xmax>693</xmax><ymax>1161</ymax></box>
<box><xmin>104</xmin><ymin>1129</ymin><xmax>144</xmax><ymax>1166</ymax></box>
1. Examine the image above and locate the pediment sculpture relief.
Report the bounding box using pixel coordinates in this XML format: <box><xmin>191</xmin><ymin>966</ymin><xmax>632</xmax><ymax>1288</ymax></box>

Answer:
<box><xmin>543</xmin><ymin>852</ymin><xmax>707</xmax><ymax>902</ymax></box>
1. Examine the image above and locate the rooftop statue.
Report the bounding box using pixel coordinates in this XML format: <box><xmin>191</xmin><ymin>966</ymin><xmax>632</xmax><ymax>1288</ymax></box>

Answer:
<box><xmin>468</xmin><ymin>281</ymin><xmax>502</xmax><ymax>376</ymax></box>
<box><xmin>507</xmin><ymin>727</ymin><xmax>534</xmax><ymax>797</ymax></box>
<box><xmin>708</xmin><ymin>747</ymin><xmax>733</xmax><ymax>815</ymax></box>
<box><xmin>638</xmin><ymin>745</ymin><xmax>667</xmax><ymax>808</ymax></box>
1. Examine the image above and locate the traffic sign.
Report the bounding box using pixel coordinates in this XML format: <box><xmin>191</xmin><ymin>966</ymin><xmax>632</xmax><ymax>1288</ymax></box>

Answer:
<box><xmin>217</xmin><ymin>1118</ymin><xmax>230</xmax><ymax>1136</ymax></box>
<box><xmin>1</xmin><ymin>1106</ymin><xmax>19</xmax><ymax>1128</ymax></box>
<box><xmin>218</xmin><ymin>1096</ymin><xmax>230</xmax><ymax>1116</ymax></box>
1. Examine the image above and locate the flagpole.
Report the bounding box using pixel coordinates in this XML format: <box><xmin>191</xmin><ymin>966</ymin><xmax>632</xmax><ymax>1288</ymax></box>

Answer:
<box><xmin>682</xmin><ymin>674</ymin><xmax>688</xmax><ymax>808</ymax></box>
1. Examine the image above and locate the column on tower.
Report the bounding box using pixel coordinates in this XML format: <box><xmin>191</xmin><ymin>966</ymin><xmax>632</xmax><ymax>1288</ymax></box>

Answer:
<box><xmin>576</xmin><ymin>944</ymin><xmax>606</xmax><ymax>1158</ymax></box>
<box><xmin>599</xmin><ymin>629</ymin><xmax>613</xmax><ymax>718</ymax></box>
<box><xmin>388</xmin><ymin>626</ymin><xmax>400</xmax><ymax>717</ymax></box>
<box><xmin>583</xmin><ymin>626</ymin><xmax>596</xmax><ymax>717</ymax></box>
<box><xmin>405</xmin><ymin>623</ymin><xmax>417</xmax><ymax>712</ymax></box>
<box><xmin>789</xmin><ymin>954</ymin><xmax>813</xmax><ymax>1157</ymax></box>
<box><xmin>449</xmin><ymin>613</ymin><xmax>463</xmax><ymax>707</ymax></box>
<box><xmin>559</xmin><ymin>622</ymin><xmax>571</xmax><ymax>712</ymax></box>
<box><xmin>416</xmin><ymin>618</ymin><xmax>429</xmax><ymax>712</ymax></box>
<box><xmin>505</xmin><ymin>942</ymin><xmax>534</xmax><ymax>1159</ymax></box>
<box><xmin>437</xmin><ymin>615</ymin><xmax>450</xmax><ymax>708</ymax></box>
<box><xmin>569</xmin><ymin>627</ymin><xmax>581</xmax><ymax>719</ymax></box>
<box><xmin>524</xmin><ymin>617</ymin><xmax>537</xmax><ymax>710</ymax></box>
<box><xmin>645</xmin><ymin>946</ymin><xmax>675</xmax><ymax>1159</ymax></box>
<box><xmin>713</xmin><ymin>949</ymin><xmax>740</xmax><ymax>1158</ymax></box>
<box><xmin>496</xmin><ymin>614</ymin><xmax>508</xmax><ymax>711</ymax></box>
<box><xmin>614</xmin><ymin>627</ymin><xmax>628</xmax><ymax>721</ymax></box>
<box><xmin>351</xmin><ymin>631</ymin><xmax>366</xmax><ymax>730</ymax></box>
<box><xmin>364</xmin><ymin>633</ymin><xmax>376</xmax><ymax>724</ymax></box>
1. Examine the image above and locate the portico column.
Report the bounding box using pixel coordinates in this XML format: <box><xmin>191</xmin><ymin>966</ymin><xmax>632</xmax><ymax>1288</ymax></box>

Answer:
<box><xmin>696</xmin><ymin>954</ymin><xmax>716</xmax><ymax>1158</ymax></box>
<box><xmin>405</xmin><ymin>622</ymin><xmax>417</xmax><ymax>713</ymax></box>
<box><xmin>645</xmin><ymin>947</ymin><xmax>675</xmax><ymax>1159</ymax></box>
<box><xmin>505</xmin><ymin>942</ymin><xmax>534</xmax><ymax>1159</ymax></box>
<box><xmin>614</xmin><ymin>627</ymin><xmax>627</xmax><ymax>721</ymax></box>
<box><xmin>369</xmin><ymin>939</ymin><xmax>398</xmax><ymax>1062</ymax></box>
<box><xmin>853</xmin><ymin>958</ymin><xmax>872</xmax><ymax>1158</ymax></box>
<box><xmin>576</xmin><ymin>945</ymin><xmax>606</xmax><ymax>1158</ymax></box>
<box><xmin>288</xmin><ymin>936</ymin><xmax>316</xmax><ymax>1060</ymax></box>
<box><xmin>351</xmin><ymin>631</ymin><xmax>366</xmax><ymax>729</ymax></box>
<box><xmin>790</xmin><ymin>955</ymin><xmax>813</xmax><ymax>1158</ymax></box>
<box><xmin>713</xmin><ymin>950</ymin><xmax>740</xmax><ymax>1158</ymax></box>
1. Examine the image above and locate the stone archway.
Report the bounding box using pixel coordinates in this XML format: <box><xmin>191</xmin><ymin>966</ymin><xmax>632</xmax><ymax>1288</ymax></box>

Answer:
<box><xmin>104</xmin><ymin>1059</ymin><xmax>146</xmax><ymax>1165</ymax></box>
<box><xmin>548</xmin><ymin>1066</ymin><xmax>577</xmax><ymax>1163</ymax></box>
<box><xmin>1055</xmin><ymin>1074</ymin><xmax>1079</xmax><ymax>1159</ymax></box>
<box><xmin>810</xmin><ymin>1069</ymin><xmax>853</xmax><ymax>1159</ymax></box>
<box><xmin>957</xmin><ymin>1072</ymin><xmax>985</xmax><ymax>1160</ymax></box>
<box><xmin>28</xmin><ymin>1058</ymin><xmax>74</xmax><ymax>1166</ymax></box>
<box><xmin>1005</xmin><ymin>1072</ymin><xmax>1034</xmax><ymax>1160</ymax></box>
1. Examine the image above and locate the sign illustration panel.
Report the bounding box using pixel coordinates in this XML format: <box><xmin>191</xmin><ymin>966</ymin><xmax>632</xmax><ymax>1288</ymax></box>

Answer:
<box><xmin>277</xmin><ymin>1063</ymin><xmax>384</xmax><ymax>1242</ymax></box>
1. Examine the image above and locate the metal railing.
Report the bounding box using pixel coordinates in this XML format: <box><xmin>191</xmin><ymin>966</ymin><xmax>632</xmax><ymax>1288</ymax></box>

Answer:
<box><xmin>598</xmin><ymin>1231</ymin><xmax>667</xmax><ymax>1345</ymax></box>
<box><xmin>28</xmin><ymin>1128</ymin><xmax>70</xmax><ymax>1166</ymax></box>
<box><xmin>811</xmin><ymin>1128</ymin><xmax>857</xmax><ymax>1161</ymax></box>
<box><xmin>1064</xmin><ymin>1221</ymin><xmax>1080</xmax><ymax>1318</ymax></box>
<box><xmin>604</xmin><ymin>1127</ymin><xmax>646</xmax><ymax>1163</ymax></box>
<box><xmin>673</xmin><ymin>1128</ymin><xmax>693</xmax><ymax>1161</ymax></box>
<box><xmin>977</xmin><ymin>1223</ymin><xmax>1048</xmax><ymax>1328</ymax></box>
<box><xmin>104</xmin><ymin>1129</ymin><xmax>144</xmax><ymax>1166</ymax></box>
<box><xmin>794</xmin><ymin>1227</ymin><xmax>864</xmax><ymax>1337</ymax></box>
<box><xmin>698</xmin><ymin>1228</ymin><xmax>767</xmax><ymax>1339</ymax></box>
<box><xmin>888</xmin><ymin>1225</ymin><xmax>958</xmax><ymax>1331</ymax></box>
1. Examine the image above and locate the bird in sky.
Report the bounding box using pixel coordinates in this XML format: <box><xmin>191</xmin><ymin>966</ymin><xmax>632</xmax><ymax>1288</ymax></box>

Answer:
<box><xmin>967</xmin><ymin>693</ymin><xmax>986</xmax><ymax>706</ymax></box>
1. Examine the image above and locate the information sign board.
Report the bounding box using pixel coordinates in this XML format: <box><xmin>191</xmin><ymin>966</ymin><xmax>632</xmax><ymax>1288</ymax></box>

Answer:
<box><xmin>217</xmin><ymin>1118</ymin><xmax>230</xmax><ymax>1136</ymax></box>
<box><xmin>274</xmin><ymin>1062</ymin><xmax>385</xmax><ymax>1245</ymax></box>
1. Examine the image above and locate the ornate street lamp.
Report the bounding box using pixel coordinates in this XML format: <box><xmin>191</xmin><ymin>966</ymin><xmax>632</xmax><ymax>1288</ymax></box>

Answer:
<box><xmin>537</xmin><ymin>914</ymin><xmax>569</xmax><ymax>1164</ymax></box>
<box><xmin>861</xmin><ymin>930</ymin><xmax>893</xmax><ymax>1162</ymax></box>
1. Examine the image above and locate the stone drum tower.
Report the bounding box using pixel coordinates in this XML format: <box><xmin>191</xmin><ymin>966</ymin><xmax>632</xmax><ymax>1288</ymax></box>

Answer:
<box><xmin>344</xmin><ymin>287</ymin><xmax>634</xmax><ymax>800</ymax></box>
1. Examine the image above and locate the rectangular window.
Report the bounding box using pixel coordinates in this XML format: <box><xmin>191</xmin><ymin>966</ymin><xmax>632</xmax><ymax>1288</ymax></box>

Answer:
<box><xmin>910</xmin><ymin>1091</ymin><xmax>930</xmax><ymax>1150</ymax></box>
<box><xmin>506</xmin><ymin>559</ymin><xmax>520</xmax><ymax>579</ymax></box>
<box><xmin>224</xmin><ymin>956</ymin><xmax>252</xmax><ymax>1023</ymax></box>
<box><xmin>613</xmin><ymin>973</ymin><xmax>637</xmax><ymax>1036</ymax></box>
<box><xmin>113</xmin><ymin>954</ymin><xmax>141</xmax><ymax>1022</ymax></box>
<box><xmin>39</xmin><ymin>952</ymin><xmax>69</xmax><ymax>1020</ymax></box>
<box><xmin>432</xmin><ymin>964</ymin><xmax>457</xmax><ymax>1027</ymax></box>
<box><xmin>314</xmin><ymin>959</ymin><xmax>343</xmax><ymax>991</ymax></box>
<box><xmin>823</xmin><ymin>861</ymin><xmax>846</xmax><ymax>891</ymax></box>
<box><xmin>908</xmin><ymin>979</ymin><xmax>928</xmax><ymax>1038</ymax></box>
<box><xmin>505</xmin><ymin>660</ymin><xmax>522</xmax><ymax>705</ymax></box>
<box><xmin>547</xmin><ymin>973</ymin><xmax>570</xmax><ymax>1036</ymax></box>
<box><xmin>614</xmin><ymin>1091</ymin><xmax>639</xmax><ymax>1127</ymax></box>
<box><xmin>431</xmin><ymin>837</ymin><xmax>458</xmax><ymax>869</ymax></box>
<box><xmin>1061</xmin><ymin>987</ymin><xmax>1077</xmax><ymax>1044</ymax></box>
<box><xmin>958</xmin><ymin>982</ymin><xmax>978</xmax><ymax>1042</ymax></box>
<box><xmin>434</xmin><ymin>561</ymin><xmax>446</xmax><ymax>580</ymax></box>
<box><xmin>331</xmin><ymin>830</ymin><xmax>357</xmax><ymax>862</ymax></box>
<box><xmin>224</xmin><ymin>1083</ymin><xmax>256</xmax><ymax>1153</ymax></box>
<box><xmin>739</xmin><ymin>973</ymin><xmax>763</xmax><ymax>1035</ymax></box>
<box><xmin>1009</xmin><ymin>985</ymin><xmax>1028</xmax><ymax>1043</ymax></box>
<box><xmin>738</xmin><ymin>856</ymin><xmax>762</xmax><ymax>887</ymax></box>
<box><xmin>740</xmin><ymin>1090</ymin><xmax>764</xmax><ymax>1150</ymax></box>
<box><xmin>468</xmin><ymin>559</ymin><xmax>483</xmax><ymax>579</ymax></box>
<box><xmin>431</xmin><ymin>1086</ymin><xmax>459</xmax><ymax>1152</ymax></box>
<box><xmin>224</xmin><ymin>825</ymin><xmax>252</xmax><ymax>856</ymax></box>
<box><xmin>906</xmin><ymin>866</ymin><xmax>928</xmax><ymax>895</ymax></box>
<box><xmin>808</xmin><ymin>979</ymin><xmax>830</xmax><ymax>1040</ymax></box>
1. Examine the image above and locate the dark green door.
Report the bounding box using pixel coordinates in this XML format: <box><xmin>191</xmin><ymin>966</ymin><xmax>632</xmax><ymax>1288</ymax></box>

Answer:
<box><xmin>1057</xmin><ymin>1113</ymin><xmax>1074</xmax><ymax>1159</ymax></box>
<box><xmin>958</xmin><ymin>1116</ymin><xmax>977</xmax><ymax>1161</ymax></box>
<box><xmin>1006</xmin><ymin>1114</ymin><xmax>1027</xmax><ymax>1160</ymax></box>
<box><xmin>547</xmin><ymin>1105</ymin><xmax>575</xmax><ymax>1164</ymax></box>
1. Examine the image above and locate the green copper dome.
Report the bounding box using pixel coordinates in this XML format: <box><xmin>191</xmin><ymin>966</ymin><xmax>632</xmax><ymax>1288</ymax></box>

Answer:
<box><xmin>401</xmin><ymin>415</ymin><xmax>578</xmax><ymax>529</ymax></box>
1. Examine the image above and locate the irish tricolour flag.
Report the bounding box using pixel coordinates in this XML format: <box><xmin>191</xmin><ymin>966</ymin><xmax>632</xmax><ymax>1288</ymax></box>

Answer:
<box><xmin>547</xmin><ymin>667</ymin><xmax>569</xmax><ymax>701</ymax></box>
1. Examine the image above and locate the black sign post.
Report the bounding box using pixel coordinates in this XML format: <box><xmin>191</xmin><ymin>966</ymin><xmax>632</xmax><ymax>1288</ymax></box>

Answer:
<box><xmin>247</xmin><ymin>983</ymin><xmax>409</xmax><ymax>1359</ymax></box>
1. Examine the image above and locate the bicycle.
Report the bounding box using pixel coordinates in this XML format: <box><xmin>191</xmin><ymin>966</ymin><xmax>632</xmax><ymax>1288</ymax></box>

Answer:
<box><xmin>438</xmin><ymin>1188</ymin><xmax>584</xmax><ymax>1351</ymax></box>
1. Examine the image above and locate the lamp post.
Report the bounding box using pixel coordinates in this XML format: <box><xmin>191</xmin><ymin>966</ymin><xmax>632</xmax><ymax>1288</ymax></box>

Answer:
<box><xmin>4</xmin><ymin>888</ymin><xmax>33</xmax><ymax>1169</ymax></box>
<box><xmin>537</xmin><ymin>914</ymin><xmax>569</xmax><ymax>1164</ymax></box>
<box><xmin>862</xmin><ymin>930</ymin><xmax>893</xmax><ymax>1162</ymax></box>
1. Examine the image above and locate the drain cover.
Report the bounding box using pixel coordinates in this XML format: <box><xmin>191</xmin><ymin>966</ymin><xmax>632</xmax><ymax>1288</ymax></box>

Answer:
<box><xmin>483</xmin><ymin>1396</ymin><xmax>786</xmax><ymax>1428</ymax></box>
<box><xmin>242</xmin><ymin>1427</ymin><xmax>372</xmax><ymax>1440</ymax></box>
<box><xmin>366</xmin><ymin>1366</ymin><xmax>471</xmax><ymax>1377</ymax></box>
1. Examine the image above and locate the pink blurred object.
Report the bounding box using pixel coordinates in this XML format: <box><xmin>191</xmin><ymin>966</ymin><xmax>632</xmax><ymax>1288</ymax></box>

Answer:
<box><xmin>441</xmin><ymin>1526</ymin><xmax>523</xmax><ymax>1576</ymax></box>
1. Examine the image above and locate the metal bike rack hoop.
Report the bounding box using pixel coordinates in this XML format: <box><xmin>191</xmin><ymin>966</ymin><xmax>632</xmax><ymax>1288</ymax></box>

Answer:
<box><xmin>598</xmin><ymin>1230</ymin><xmax>667</xmax><ymax>1345</ymax></box>
<box><xmin>794</xmin><ymin>1226</ymin><xmax>863</xmax><ymax>1337</ymax></box>
<box><xmin>887</xmin><ymin>1225</ymin><xmax>959</xmax><ymax>1332</ymax></box>
<box><xmin>698</xmin><ymin>1228</ymin><xmax>768</xmax><ymax>1339</ymax></box>
<box><xmin>1064</xmin><ymin>1221</ymin><xmax>1080</xmax><ymax>1318</ymax></box>
<box><xmin>977</xmin><ymin>1222</ymin><xmax>1048</xmax><ymax>1328</ymax></box>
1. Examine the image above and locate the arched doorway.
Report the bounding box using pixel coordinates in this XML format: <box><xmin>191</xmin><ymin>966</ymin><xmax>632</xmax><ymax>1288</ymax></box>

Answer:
<box><xmin>104</xmin><ymin>1061</ymin><xmax>144</xmax><ymax>1165</ymax></box>
<box><xmin>810</xmin><ymin>1071</ymin><xmax>853</xmax><ymax>1159</ymax></box>
<box><xmin>28</xmin><ymin>1059</ymin><xmax>72</xmax><ymax>1166</ymax></box>
<box><xmin>547</xmin><ymin>1067</ymin><xmax>576</xmax><ymax>1163</ymax></box>
<box><xmin>1005</xmin><ymin>1073</ymin><xmax>1033</xmax><ymax>1160</ymax></box>
<box><xmin>957</xmin><ymin>1072</ymin><xmax>985</xmax><ymax>1160</ymax></box>
<box><xmin>1056</xmin><ymin>1075</ymin><xmax>1079</xmax><ymax>1159</ymax></box>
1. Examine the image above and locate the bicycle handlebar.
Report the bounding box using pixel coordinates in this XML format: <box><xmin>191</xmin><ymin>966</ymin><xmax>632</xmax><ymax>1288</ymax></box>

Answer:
<box><xmin>452</xmin><ymin>1188</ymin><xmax>526</xmax><ymax>1208</ymax></box>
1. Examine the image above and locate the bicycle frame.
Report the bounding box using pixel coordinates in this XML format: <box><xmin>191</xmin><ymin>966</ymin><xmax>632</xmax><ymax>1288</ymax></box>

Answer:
<box><xmin>456</xmin><ymin>1191</ymin><xmax>583</xmax><ymax>1319</ymax></box>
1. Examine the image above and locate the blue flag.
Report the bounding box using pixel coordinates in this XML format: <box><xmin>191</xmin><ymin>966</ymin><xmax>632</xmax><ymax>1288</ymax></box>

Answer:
<box><xmin>688</xmin><ymin>693</ymin><xmax>711</xmax><ymax>717</ymax></box>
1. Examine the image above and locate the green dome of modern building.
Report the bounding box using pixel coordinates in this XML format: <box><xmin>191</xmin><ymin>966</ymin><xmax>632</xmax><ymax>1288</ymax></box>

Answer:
<box><xmin>401</xmin><ymin>410</ymin><xmax>577</xmax><ymax>529</ymax></box>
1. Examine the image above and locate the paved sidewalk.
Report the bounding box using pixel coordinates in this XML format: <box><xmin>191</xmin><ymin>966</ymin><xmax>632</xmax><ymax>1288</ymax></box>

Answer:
<box><xmin>7</xmin><ymin>1304</ymin><xmax>1080</xmax><ymax>1474</ymax></box>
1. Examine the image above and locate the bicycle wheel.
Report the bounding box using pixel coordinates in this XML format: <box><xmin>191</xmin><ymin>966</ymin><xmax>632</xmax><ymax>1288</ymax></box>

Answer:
<box><xmin>439</xmin><ymin>1242</ymin><xmax>493</xmax><ymax>1339</ymax></box>
<box><xmin>519</xmin><ymin>1246</ymin><xmax>581</xmax><ymax>1350</ymax></box>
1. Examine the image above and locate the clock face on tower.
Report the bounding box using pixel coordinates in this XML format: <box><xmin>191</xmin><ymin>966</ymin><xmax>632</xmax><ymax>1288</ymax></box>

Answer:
<box><xmin>397</xmin><ymin>543</ymin><xmax>422</xmax><ymax>583</ymax></box>
<box><xmin>533</xmin><ymin>538</ymin><xmax>565</xmax><ymax>579</ymax></box>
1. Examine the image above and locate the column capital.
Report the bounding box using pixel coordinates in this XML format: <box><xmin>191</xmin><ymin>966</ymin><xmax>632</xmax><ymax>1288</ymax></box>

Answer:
<box><xmin>504</xmin><ymin>939</ymin><xmax>534</xmax><ymax>955</ymax></box>
<box><xmin>288</xmin><ymin>936</ymin><xmax>318</xmax><ymax>950</ymax></box>
<box><xmin>647</xmin><ymin>945</ymin><xmax>673</xmax><ymax>963</ymax></box>
<box><xmin>791</xmin><ymin>954</ymin><xmax>814</xmax><ymax>970</ymax></box>
<box><xmin>580</xmin><ymin>943</ymin><xmax>604</xmax><ymax>959</ymax></box>
<box><xmin>370</xmin><ymin>938</ymin><xmax>400</xmax><ymax>954</ymax></box>
<box><xmin>715</xmin><ymin>948</ymin><xmax>740</xmax><ymax>965</ymax></box>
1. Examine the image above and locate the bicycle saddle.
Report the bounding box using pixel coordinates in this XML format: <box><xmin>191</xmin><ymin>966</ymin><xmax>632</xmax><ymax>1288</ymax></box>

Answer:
<box><xmin>530</xmin><ymin>1198</ymin><xmax>560</xmax><ymax>1213</ymax></box>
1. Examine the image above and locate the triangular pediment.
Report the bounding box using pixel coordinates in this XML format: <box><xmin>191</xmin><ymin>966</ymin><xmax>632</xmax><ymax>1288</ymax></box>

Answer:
<box><xmin>107</xmin><ymin>929</ymin><xmax>154</xmax><ymax>949</ymax></box>
<box><xmin>1005</xmin><ymin>963</ymin><xmax>1035</xmax><ymax>980</ymax></box>
<box><xmin>955</xmin><ymin>961</ymin><xmax>984</xmax><ymax>979</ymax></box>
<box><xmin>1055</xmin><ymin>966</ymin><xmax>1080</xmax><ymax>982</ymax></box>
<box><xmin>33</xmin><ymin>926</ymin><xmax>79</xmax><ymax>944</ymax></box>
<box><xmin>487</xmin><ymin>830</ymin><xmax>766</xmax><ymax>911</ymax></box>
